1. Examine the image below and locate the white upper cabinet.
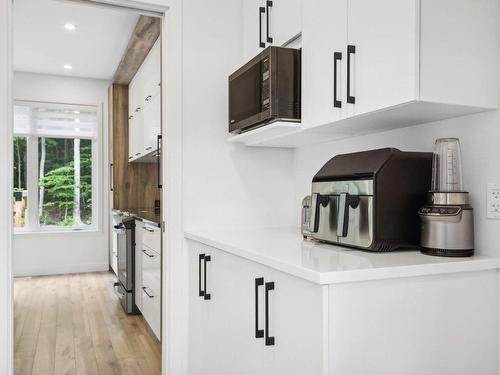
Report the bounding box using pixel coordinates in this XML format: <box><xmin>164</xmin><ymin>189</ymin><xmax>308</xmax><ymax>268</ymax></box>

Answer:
<box><xmin>128</xmin><ymin>39</ymin><xmax>161</xmax><ymax>162</ymax></box>
<box><xmin>242</xmin><ymin>0</ymin><xmax>302</xmax><ymax>62</ymax></box>
<box><xmin>346</xmin><ymin>0</ymin><xmax>417</xmax><ymax>118</ymax></box>
<box><xmin>301</xmin><ymin>0</ymin><xmax>347</xmax><ymax>128</ymax></box>
<box><xmin>299</xmin><ymin>0</ymin><xmax>498</xmax><ymax>135</ymax></box>
<box><xmin>266</xmin><ymin>0</ymin><xmax>302</xmax><ymax>47</ymax></box>
<box><xmin>242</xmin><ymin>0</ymin><xmax>267</xmax><ymax>61</ymax></box>
<box><xmin>128</xmin><ymin>70</ymin><xmax>144</xmax><ymax>161</ymax></box>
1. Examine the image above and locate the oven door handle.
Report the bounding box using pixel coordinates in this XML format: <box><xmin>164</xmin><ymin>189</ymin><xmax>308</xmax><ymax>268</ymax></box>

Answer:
<box><xmin>337</xmin><ymin>193</ymin><xmax>360</xmax><ymax>237</ymax></box>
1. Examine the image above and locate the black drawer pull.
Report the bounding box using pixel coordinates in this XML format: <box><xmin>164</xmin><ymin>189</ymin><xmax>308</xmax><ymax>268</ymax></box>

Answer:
<box><xmin>334</xmin><ymin>52</ymin><xmax>342</xmax><ymax>108</ymax></box>
<box><xmin>203</xmin><ymin>255</ymin><xmax>211</xmax><ymax>300</ymax></box>
<box><xmin>259</xmin><ymin>7</ymin><xmax>265</xmax><ymax>48</ymax></box>
<box><xmin>142</xmin><ymin>286</ymin><xmax>155</xmax><ymax>298</ymax></box>
<box><xmin>255</xmin><ymin>278</ymin><xmax>264</xmax><ymax>338</ymax></box>
<box><xmin>265</xmin><ymin>281</ymin><xmax>275</xmax><ymax>346</ymax></box>
<box><xmin>198</xmin><ymin>254</ymin><xmax>205</xmax><ymax>297</ymax></box>
<box><xmin>347</xmin><ymin>45</ymin><xmax>356</xmax><ymax>104</ymax></box>
<box><xmin>266</xmin><ymin>1</ymin><xmax>273</xmax><ymax>43</ymax></box>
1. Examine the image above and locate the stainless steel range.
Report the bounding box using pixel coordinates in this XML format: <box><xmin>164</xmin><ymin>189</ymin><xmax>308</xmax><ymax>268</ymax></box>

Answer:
<box><xmin>112</xmin><ymin>210</ymin><xmax>140</xmax><ymax>314</ymax></box>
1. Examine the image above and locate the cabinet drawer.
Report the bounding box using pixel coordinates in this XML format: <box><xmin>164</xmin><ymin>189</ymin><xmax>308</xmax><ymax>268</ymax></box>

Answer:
<box><xmin>142</xmin><ymin>223</ymin><xmax>161</xmax><ymax>253</ymax></box>
<box><xmin>142</xmin><ymin>247</ymin><xmax>161</xmax><ymax>295</ymax></box>
<box><xmin>141</xmin><ymin>283</ymin><xmax>161</xmax><ymax>340</ymax></box>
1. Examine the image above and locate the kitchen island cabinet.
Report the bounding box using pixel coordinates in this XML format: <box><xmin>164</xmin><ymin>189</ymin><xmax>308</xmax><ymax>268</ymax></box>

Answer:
<box><xmin>186</xmin><ymin>228</ymin><xmax>500</xmax><ymax>375</ymax></box>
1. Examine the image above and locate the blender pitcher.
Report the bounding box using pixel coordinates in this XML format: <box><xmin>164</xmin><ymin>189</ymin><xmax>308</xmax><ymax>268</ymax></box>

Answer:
<box><xmin>419</xmin><ymin>138</ymin><xmax>474</xmax><ymax>257</ymax></box>
<box><xmin>431</xmin><ymin>138</ymin><xmax>464</xmax><ymax>193</ymax></box>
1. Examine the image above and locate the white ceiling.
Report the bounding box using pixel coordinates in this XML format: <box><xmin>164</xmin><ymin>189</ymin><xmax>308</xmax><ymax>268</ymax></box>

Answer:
<box><xmin>13</xmin><ymin>0</ymin><xmax>140</xmax><ymax>80</ymax></box>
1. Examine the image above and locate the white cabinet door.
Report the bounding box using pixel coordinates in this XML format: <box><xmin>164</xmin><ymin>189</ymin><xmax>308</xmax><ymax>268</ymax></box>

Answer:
<box><xmin>128</xmin><ymin>68</ymin><xmax>145</xmax><ymax>161</ymax></box>
<box><xmin>346</xmin><ymin>0</ymin><xmax>417</xmax><ymax>117</ymax></box>
<box><xmin>242</xmin><ymin>0</ymin><xmax>267</xmax><ymax>62</ymax></box>
<box><xmin>188</xmin><ymin>242</ymin><xmax>263</xmax><ymax>375</ymax></box>
<box><xmin>301</xmin><ymin>0</ymin><xmax>347</xmax><ymax>128</ymax></box>
<box><xmin>142</xmin><ymin>40</ymin><xmax>161</xmax><ymax>101</ymax></box>
<box><xmin>143</xmin><ymin>92</ymin><xmax>161</xmax><ymax>154</ymax></box>
<box><xmin>142</xmin><ymin>40</ymin><xmax>162</xmax><ymax>155</ymax></box>
<box><xmin>188</xmin><ymin>245</ymin><xmax>212</xmax><ymax>375</ymax></box>
<box><xmin>268</xmin><ymin>0</ymin><xmax>302</xmax><ymax>47</ymax></box>
<box><xmin>260</xmin><ymin>268</ymin><xmax>324</xmax><ymax>375</ymax></box>
<box><xmin>134</xmin><ymin>220</ymin><xmax>143</xmax><ymax>311</ymax></box>
<box><xmin>203</xmin><ymin>249</ymin><xmax>264</xmax><ymax>375</ymax></box>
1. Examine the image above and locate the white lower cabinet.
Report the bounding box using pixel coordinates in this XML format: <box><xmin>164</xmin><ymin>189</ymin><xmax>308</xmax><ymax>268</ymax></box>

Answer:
<box><xmin>187</xmin><ymin>239</ymin><xmax>498</xmax><ymax>375</ymax></box>
<box><xmin>135</xmin><ymin>220</ymin><xmax>162</xmax><ymax>340</ymax></box>
<box><xmin>188</xmin><ymin>240</ymin><xmax>324</xmax><ymax>375</ymax></box>
<box><xmin>141</xmin><ymin>278</ymin><xmax>161</xmax><ymax>340</ymax></box>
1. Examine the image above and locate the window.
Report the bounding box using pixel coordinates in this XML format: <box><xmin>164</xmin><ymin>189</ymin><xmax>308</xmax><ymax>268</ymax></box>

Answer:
<box><xmin>13</xmin><ymin>136</ymin><xmax>27</xmax><ymax>228</ymax></box>
<box><xmin>13</xmin><ymin>101</ymin><xmax>99</xmax><ymax>232</ymax></box>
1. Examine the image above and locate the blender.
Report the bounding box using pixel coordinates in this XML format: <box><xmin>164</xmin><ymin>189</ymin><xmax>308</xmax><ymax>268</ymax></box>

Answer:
<box><xmin>418</xmin><ymin>138</ymin><xmax>474</xmax><ymax>257</ymax></box>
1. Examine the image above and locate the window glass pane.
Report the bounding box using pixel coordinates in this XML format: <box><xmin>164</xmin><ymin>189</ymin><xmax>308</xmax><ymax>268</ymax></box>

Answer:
<box><xmin>13</xmin><ymin>136</ymin><xmax>28</xmax><ymax>228</ymax></box>
<box><xmin>38</xmin><ymin>137</ymin><xmax>93</xmax><ymax>227</ymax></box>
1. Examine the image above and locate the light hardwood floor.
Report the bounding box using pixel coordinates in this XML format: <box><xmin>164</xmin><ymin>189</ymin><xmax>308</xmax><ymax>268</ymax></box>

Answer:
<box><xmin>14</xmin><ymin>272</ymin><xmax>162</xmax><ymax>375</ymax></box>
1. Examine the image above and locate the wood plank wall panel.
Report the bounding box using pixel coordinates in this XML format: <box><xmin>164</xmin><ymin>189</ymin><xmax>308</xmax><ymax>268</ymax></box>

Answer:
<box><xmin>113</xmin><ymin>16</ymin><xmax>161</xmax><ymax>85</ymax></box>
<box><xmin>109</xmin><ymin>84</ymin><xmax>158</xmax><ymax>210</ymax></box>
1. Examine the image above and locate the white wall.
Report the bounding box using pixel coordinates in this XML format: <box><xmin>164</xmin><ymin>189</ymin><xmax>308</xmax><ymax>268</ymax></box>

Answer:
<box><xmin>13</xmin><ymin>71</ymin><xmax>110</xmax><ymax>276</ymax></box>
<box><xmin>182</xmin><ymin>0</ymin><xmax>296</xmax><ymax>231</ymax></box>
<box><xmin>293</xmin><ymin>103</ymin><xmax>500</xmax><ymax>258</ymax></box>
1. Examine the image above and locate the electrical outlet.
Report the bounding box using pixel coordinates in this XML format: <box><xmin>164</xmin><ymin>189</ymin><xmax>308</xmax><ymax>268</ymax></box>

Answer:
<box><xmin>487</xmin><ymin>183</ymin><xmax>500</xmax><ymax>219</ymax></box>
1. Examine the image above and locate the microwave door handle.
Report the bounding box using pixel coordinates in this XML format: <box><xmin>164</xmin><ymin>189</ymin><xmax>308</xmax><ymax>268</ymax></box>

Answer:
<box><xmin>337</xmin><ymin>193</ymin><xmax>360</xmax><ymax>237</ymax></box>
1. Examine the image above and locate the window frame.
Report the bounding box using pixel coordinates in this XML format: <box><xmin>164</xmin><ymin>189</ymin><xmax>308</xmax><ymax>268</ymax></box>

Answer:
<box><xmin>13</xmin><ymin>100</ymin><xmax>101</xmax><ymax>234</ymax></box>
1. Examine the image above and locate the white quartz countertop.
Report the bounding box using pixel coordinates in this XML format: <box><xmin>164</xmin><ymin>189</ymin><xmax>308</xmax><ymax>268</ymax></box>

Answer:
<box><xmin>184</xmin><ymin>227</ymin><xmax>500</xmax><ymax>285</ymax></box>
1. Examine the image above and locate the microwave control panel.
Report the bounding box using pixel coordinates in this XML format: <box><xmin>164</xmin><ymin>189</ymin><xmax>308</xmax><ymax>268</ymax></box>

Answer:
<box><xmin>261</xmin><ymin>57</ymin><xmax>270</xmax><ymax>111</ymax></box>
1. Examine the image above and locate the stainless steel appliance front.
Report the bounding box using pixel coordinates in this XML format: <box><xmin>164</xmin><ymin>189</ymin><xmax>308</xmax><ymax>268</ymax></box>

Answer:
<box><xmin>310</xmin><ymin>180</ymin><xmax>374</xmax><ymax>248</ymax></box>
<box><xmin>112</xmin><ymin>212</ymin><xmax>139</xmax><ymax>314</ymax></box>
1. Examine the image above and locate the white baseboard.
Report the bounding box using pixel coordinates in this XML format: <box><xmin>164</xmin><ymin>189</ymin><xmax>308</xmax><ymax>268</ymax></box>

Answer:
<box><xmin>13</xmin><ymin>262</ymin><xmax>109</xmax><ymax>277</ymax></box>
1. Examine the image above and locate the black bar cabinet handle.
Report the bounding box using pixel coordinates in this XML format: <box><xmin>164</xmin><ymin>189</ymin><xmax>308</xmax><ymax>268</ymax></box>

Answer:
<box><xmin>265</xmin><ymin>281</ymin><xmax>275</xmax><ymax>346</ymax></box>
<box><xmin>259</xmin><ymin>7</ymin><xmax>265</xmax><ymax>48</ymax></box>
<box><xmin>334</xmin><ymin>52</ymin><xmax>342</xmax><ymax>108</ymax></box>
<box><xmin>198</xmin><ymin>254</ymin><xmax>205</xmax><ymax>297</ymax></box>
<box><xmin>347</xmin><ymin>45</ymin><xmax>356</xmax><ymax>104</ymax></box>
<box><xmin>266</xmin><ymin>1</ymin><xmax>273</xmax><ymax>43</ymax></box>
<box><xmin>110</xmin><ymin>163</ymin><xmax>114</xmax><ymax>192</ymax></box>
<box><xmin>157</xmin><ymin>135</ymin><xmax>162</xmax><ymax>189</ymax></box>
<box><xmin>255</xmin><ymin>278</ymin><xmax>264</xmax><ymax>338</ymax></box>
<box><xmin>204</xmin><ymin>255</ymin><xmax>211</xmax><ymax>300</ymax></box>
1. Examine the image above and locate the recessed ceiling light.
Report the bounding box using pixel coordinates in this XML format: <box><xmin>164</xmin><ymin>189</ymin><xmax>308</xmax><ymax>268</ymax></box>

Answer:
<box><xmin>73</xmin><ymin>110</ymin><xmax>80</xmax><ymax>114</ymax></box>
<box><xmin>64</xmin><ymin>23</ymin><xmax>76</xmax><ymax>31</ymax></box>
<box><xmin>64</xmin><ymin>64</ymin><xmax>73</xmax><ymax>70</ymax></box>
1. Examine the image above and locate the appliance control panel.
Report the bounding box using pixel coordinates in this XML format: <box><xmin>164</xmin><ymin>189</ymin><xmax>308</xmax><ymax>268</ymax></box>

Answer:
<box><xmin>261</xmin><ymin>57</ymin><xmax>270</xmax><ymax>111</ymax></box>
<box><xmin>487</xmin><ymin>183</ymin><xmax>500</xmax><ymax>219</ymax></box>
<box><xmin>419</xmin><ymin>206</ymin><xmax>461</xmax><ymax>216</ymax></box>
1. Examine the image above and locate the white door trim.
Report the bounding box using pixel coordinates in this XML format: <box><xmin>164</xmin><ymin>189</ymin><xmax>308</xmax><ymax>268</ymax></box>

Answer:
<box><xmin>0</xmin><ymin>0</ymin><xmax>14</xmax><ymax>373</ymax></box>
<box><xmin>0</xmin><ymin>1</ymin><xmax>185</xmax><ymax>374</ymax></box>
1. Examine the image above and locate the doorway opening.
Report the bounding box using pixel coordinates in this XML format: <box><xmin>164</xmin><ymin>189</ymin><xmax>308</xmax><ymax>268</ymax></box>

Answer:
<box><xmin>12</xmin><ymin>0</ymin><xmax>165</xmax><ymax>373</ymax></box>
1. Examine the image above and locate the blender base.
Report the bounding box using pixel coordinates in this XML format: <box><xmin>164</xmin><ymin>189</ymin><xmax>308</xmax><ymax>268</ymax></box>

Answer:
<box><xmin>421</xmin><ymin>247</ymin><xmax>474</xmax><ymax>257</ymax></box>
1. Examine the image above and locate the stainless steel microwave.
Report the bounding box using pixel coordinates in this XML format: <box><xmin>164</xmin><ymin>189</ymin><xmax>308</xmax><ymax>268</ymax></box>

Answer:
<box><xmin>228</xmin><ymin>46</ymin><xmax>301</xmax><ymax>134</ymax></box>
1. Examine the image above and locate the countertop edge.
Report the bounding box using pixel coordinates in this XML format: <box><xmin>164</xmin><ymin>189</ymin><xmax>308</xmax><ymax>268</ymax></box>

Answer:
<box><xmin>185</xmin><ymin>231</ymin><xmax>500</xmax><ymax>285</ymax></box>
